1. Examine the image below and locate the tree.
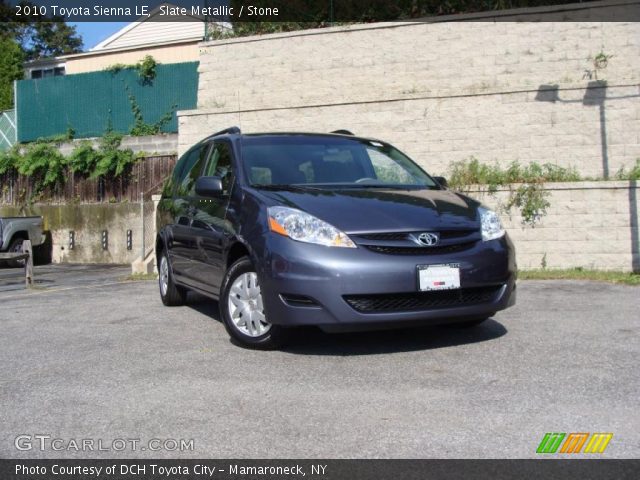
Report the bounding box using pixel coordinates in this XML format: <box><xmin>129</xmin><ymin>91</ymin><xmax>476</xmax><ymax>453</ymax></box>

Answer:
<box><xmin>14</xmin><ymin>20</ymin><xmax>83</xmax><ymax>61</ymax></box>
<box><xmin>0</xmin><ymin>1</ymin><xmax>83</xmax><ymax>61</ymax></box>
<box><xmin>0</xmin><ymin>37</ymin><xmax>24</xmax><ymax>110</ymax></box>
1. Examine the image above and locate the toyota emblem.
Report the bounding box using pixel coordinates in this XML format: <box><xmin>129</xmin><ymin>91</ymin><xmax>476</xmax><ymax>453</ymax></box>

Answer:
<box><xmin>417</xmin><ymin>232</ymin><xmax>440</xmax><ymax>246</ymax></box>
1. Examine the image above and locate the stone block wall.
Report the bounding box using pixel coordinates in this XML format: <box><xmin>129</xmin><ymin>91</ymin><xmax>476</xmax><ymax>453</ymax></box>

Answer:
<box><xmin>174</xmin><ymin>2</ymin><xmax>640</xmax><ymax>271</ymax></box>
<box><xmin>180</xmin><ymin>4</ymin><xmax>639</xmax><ymax>178</ymax></box>
<box><xmin>471</xmin><ymin>181</ymin><xmax>639</xmax><ymax>271</ymax></box>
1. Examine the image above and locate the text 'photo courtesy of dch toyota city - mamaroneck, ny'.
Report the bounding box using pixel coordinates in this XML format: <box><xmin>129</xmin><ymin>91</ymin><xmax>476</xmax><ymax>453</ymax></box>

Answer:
<box><xmin>1</xmin><ymin>0</ymin><xmax>639</xmax><ymax>479</ymax></box>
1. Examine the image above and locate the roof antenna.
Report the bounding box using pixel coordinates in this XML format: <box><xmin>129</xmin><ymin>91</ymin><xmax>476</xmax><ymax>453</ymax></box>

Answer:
<box><xmin>331</xmin><ymin>129</ymin><xmax>354</xmax><ymax>135</ymax></box>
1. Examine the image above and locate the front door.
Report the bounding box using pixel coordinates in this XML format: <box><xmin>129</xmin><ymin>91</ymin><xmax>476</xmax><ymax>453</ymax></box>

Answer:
<box><xmin>169</xmin><ymin>142</ymin><xmax>211</xmax><ymax>287</ymax></box>
<box><xmin>191</xmin><ymin>140</ymin><xmax>236</xmax><ymax>294</ymax></box>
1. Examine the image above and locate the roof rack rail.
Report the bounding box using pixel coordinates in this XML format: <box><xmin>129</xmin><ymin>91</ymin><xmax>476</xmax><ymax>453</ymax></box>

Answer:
<box><xmin>211</xmin><ymin>126</ymin><xmax>241</xmax><ymax>137</ymax></box>
<box><xmin>330</xmin><ymin>129</ymin><xmax>354</xmax><ymax>135</ymax></box>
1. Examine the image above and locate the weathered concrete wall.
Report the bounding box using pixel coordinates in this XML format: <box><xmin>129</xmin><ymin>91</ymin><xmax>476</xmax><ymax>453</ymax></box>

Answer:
<box><xmin>57</xmin><ymin>133</ymin><xmax>178</xmax><ymax>156</ymax></box>
<box><xmin>179</xmin><ymin>4</ymin><xmax>639</xmax><ymax>178</ymax></box>
<box><xmin>474</xmin><ymin>181</ymin><xmax>639</xmax><ymax>272</ymax></box>
<box><xmin>0</xmin><ymin>204</ymin><xmax>144</xmax><ymax>264</ymax></box>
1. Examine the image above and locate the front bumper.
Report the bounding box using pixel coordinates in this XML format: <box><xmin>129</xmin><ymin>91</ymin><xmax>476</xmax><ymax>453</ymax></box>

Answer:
<box><xmin>258</xmin><ymin>234</ymin><xmax>516</xmax><ymax>328</ymax></box>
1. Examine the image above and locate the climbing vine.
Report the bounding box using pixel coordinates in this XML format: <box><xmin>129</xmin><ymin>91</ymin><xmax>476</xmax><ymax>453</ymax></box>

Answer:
<box><xmin>127</xmin><ymin>88</ymin><xmax>176</xmax><ymax>136</ymax></box>
<box><xmin>105</xmin><ymin>55</ymin><xmax>157</xmax><ymax>84</ymax></box>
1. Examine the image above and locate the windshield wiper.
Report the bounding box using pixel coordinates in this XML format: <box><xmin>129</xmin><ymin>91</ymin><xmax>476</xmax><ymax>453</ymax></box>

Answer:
<box><xmin>344</xmin><ymin>184</ymin><xmax>436</xmax><ymax>189</ymax></box>
<box><xmin>252</xmin><ymin>184</ymin><xmax>323</xmax><ymax>192</ymax></box>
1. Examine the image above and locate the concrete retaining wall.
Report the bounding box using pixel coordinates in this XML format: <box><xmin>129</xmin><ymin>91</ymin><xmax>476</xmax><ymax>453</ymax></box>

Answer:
<box><xmin>57</xmin><ymin>133</ymin><xmax>178</xmax><ymax>156</ymax></box>
<box><xmin>0</xmin><ymin>204</ymin><xmax>144</xmax><ymax>264</ymax></box>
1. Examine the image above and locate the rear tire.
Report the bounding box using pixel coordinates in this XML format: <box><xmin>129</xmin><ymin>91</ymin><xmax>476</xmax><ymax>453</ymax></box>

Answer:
<box><xmin>158</xmin><ymin>250</ymin><xmax>186</xmax><ymax>306</ymax></box>
<box><xmin>220</xmin><ymin>257</ymin><xmax>287</xmax><ymax>350</ymax></box>
<box><xmin>6</xmin><ymin>237</ymin><xmax>26</xmax><ymax>268</ymax></box>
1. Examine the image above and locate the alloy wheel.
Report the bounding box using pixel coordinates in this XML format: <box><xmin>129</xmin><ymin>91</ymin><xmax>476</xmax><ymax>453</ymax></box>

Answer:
<box><xmin>227</xmin><ymin>272</ymin><xmax>271</xmax><ymax>337</ymax></box>
<box><xmin>159</xmin><ymin>255</ymin><xmax>169</xmax><ymax>297</ymax></box>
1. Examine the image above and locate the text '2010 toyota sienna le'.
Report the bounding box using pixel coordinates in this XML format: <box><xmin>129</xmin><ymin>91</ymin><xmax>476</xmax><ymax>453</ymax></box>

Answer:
<box><xmin>156</xmin><ymin>127</ymin><xmax>516</xmax><ymax>349</ymax></box>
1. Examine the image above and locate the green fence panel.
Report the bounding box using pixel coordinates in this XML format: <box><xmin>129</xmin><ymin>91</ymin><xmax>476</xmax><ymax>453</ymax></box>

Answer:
<box><xmin>16</xmin><ymin>62</ymin><xmax>198</xmax><ymax>142</ymax></box>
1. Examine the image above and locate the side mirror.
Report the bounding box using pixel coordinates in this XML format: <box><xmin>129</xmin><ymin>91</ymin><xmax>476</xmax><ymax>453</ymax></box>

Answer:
<box><xmin>195</xmin><ymin>176</ymin><xmax>224</xmax><ymax>197</ymax></box>
<box><xmin>434</xmin><ymin>176</ymin><xmax>448</xmax><ymax>188</ymax></box>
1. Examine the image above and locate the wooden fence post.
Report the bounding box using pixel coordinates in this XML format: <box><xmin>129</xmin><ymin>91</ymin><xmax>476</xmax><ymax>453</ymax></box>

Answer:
<box><xmin>22</xmin><ymin>239</ymin><xmax>33</xmax><ymax>287</ymax></box>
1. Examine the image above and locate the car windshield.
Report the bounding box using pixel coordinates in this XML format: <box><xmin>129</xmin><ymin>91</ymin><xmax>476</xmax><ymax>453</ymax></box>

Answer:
<box><xmin>241</xmin><ymin>135</ymin><xmax>438</xmax><ymax>189</ymax></box>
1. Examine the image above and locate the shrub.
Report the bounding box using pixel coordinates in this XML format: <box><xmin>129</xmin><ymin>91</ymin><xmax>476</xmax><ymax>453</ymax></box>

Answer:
<box><xmin>446</xmin><ymin>158</ymin><xmax>582</xmax><ymax>227</ymax></box>
<box><xmin>14</xmin><ymin>142</ymin><xmax>68</xmax><ymax>195</ymax></box>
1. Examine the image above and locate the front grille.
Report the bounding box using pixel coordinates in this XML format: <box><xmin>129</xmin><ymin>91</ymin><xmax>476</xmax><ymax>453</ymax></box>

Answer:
<box><xmin>344</xmin><ymin>286</ymin><xmax>502</xmax><ymax>313</ymax></box>
<box><xmin>365</xmin><ymin>242</ymin><xmax>476</xmax><ymax>255</ymax></box>
<box><xmin>358</xmin><ymin>232</ymin><xmax>410</xmax><ymax>241</ymax></box>
<box><xmin>357</xmin><ymin>230</ymin><xmax>476</xmax><ymax>242</ymax></box>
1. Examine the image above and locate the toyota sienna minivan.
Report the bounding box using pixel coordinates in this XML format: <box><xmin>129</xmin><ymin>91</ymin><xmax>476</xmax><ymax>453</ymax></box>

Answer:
<box><xmin>156</xmin><ymin>127</ymin><xmax>516</xmax><ymax>349</ymax></box>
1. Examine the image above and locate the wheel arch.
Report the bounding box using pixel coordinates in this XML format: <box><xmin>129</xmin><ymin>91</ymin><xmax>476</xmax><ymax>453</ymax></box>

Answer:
<box><xmin>155</xmin><ymin>233</ymin><xmax>165</xmax><ymax>263</ymax></box>
<box><xmin>225</xmin><ymin>240</ymin><xmax>254</xmax><ymax>272</ymax></box>
<box><xmin>9</xmin><ymin>230</ymin><xmax>29</xmax><ymax>245</ymax></box>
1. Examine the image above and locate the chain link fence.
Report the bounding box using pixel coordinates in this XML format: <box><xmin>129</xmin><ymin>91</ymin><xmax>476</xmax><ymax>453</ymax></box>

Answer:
<box><xmin>0</xmin><ymin>109</ymin><xmax>16</xmax><ymax>151</ymax></box>
<box><xmin>140</xmin><ymin>195</ymin><xmax>157</xmax><ymax>263</ymax></box>
<box><xmin>136</xmin><ymin>177</ymin><xmax>166</xmax><ymax>271</ymax></box>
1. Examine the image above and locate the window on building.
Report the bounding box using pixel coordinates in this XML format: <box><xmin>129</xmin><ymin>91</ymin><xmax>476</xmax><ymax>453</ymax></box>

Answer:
<box><xmin>30</xmin><ymin>66</ymin><xmax>66</xmax><ymax>79</ymax></box>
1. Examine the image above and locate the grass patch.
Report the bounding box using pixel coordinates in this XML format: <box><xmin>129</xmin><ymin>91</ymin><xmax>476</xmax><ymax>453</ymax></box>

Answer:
<box><xmin>123</xmin><ymin>273</ymin><xmax>158</xmax><ymax>282</ymax></box>
<box><xmin>519</xmin><ymin>268</ymin><xmax>640</xmax><ymax>285</ymax></box>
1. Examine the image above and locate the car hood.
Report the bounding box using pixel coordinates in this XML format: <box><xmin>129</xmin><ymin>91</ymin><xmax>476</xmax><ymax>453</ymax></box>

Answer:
<box><xmin>256</xmin><ymin>187</ymin><xmax>481</xmax><ymax>232</ymax></box>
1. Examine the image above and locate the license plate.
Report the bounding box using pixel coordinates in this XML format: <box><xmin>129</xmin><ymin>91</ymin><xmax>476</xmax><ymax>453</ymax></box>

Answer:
<box><xmin>418</xmin><ymin>264</ymin><xmax>461</xmax><ymax>291</ymax></box>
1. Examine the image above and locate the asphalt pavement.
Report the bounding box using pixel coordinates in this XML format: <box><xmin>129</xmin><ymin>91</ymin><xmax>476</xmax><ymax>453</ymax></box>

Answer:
<box><xmin>0</xmin><ymin>264</ymin><xmax>638</xmax><ymax>458</ymax></box>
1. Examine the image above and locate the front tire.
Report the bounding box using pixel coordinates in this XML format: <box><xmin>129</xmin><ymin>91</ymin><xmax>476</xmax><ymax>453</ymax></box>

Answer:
<box><xmin>158</xmin><ymin>250</ymin><xmax>186</xmax><ymax>306</ymax></box>
<box><xmin>220</xmin><ymin>257</ymin><xmax>286</xmax><ymax>350</ymax></box>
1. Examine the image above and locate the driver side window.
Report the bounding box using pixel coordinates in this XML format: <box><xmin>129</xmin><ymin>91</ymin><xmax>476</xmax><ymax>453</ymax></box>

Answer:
<box><xmin>203</xmin><ymin>141</ymin><xmax>235</xmax><ymax>195</ymax></box>
<box><xmin>175</xmin><ymin>144</ymin><xmax>209</xmax><ymax>197</ymax></box>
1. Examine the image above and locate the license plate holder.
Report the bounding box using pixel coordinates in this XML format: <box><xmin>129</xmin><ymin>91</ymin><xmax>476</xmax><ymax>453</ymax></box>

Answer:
<box><xmin>417</xmin><ymin>264</ymin><xmax>461</xmax><ymax>291</ymax></box>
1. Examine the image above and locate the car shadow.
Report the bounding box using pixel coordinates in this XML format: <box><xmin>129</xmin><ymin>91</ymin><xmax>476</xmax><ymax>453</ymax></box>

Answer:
<box><xmin>187</xmin><ymin>293</ymin><xmax>508</xmax><ymax>356</ymax></box>
<box><xmin>282</xmin><ymin>320</ymin><xmax>507</xmax><ymax>356</ymax></box>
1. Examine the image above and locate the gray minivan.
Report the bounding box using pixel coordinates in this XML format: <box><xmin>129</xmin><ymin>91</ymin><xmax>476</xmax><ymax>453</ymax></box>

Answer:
<box><xmin>156</xmin><ymin>128</ymin><xmax>516</xmax><ymax>349</ymax></box>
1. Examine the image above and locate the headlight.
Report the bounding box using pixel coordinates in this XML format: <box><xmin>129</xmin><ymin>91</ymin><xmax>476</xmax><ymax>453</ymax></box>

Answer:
<box><xmin>479</xmin><ymin>207</ymin><xmax>505</xmax><ymax>241</ymax></box>
<box><xmin>268</xmin><ymin>206</ymin><xmax>356</xmax><ymax>248</ymax></box>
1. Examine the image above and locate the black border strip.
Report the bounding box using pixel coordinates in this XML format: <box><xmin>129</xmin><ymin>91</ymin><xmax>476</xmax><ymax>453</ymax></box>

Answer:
<box><xmin>5</xmin><ymin>0</ymin><xmax>640</xmax><ymax>22</ymax></box>
<box><xmin>3</xmin><ymin>459</ymin><xmax>640</xmax><ymax>480</ymax></box>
